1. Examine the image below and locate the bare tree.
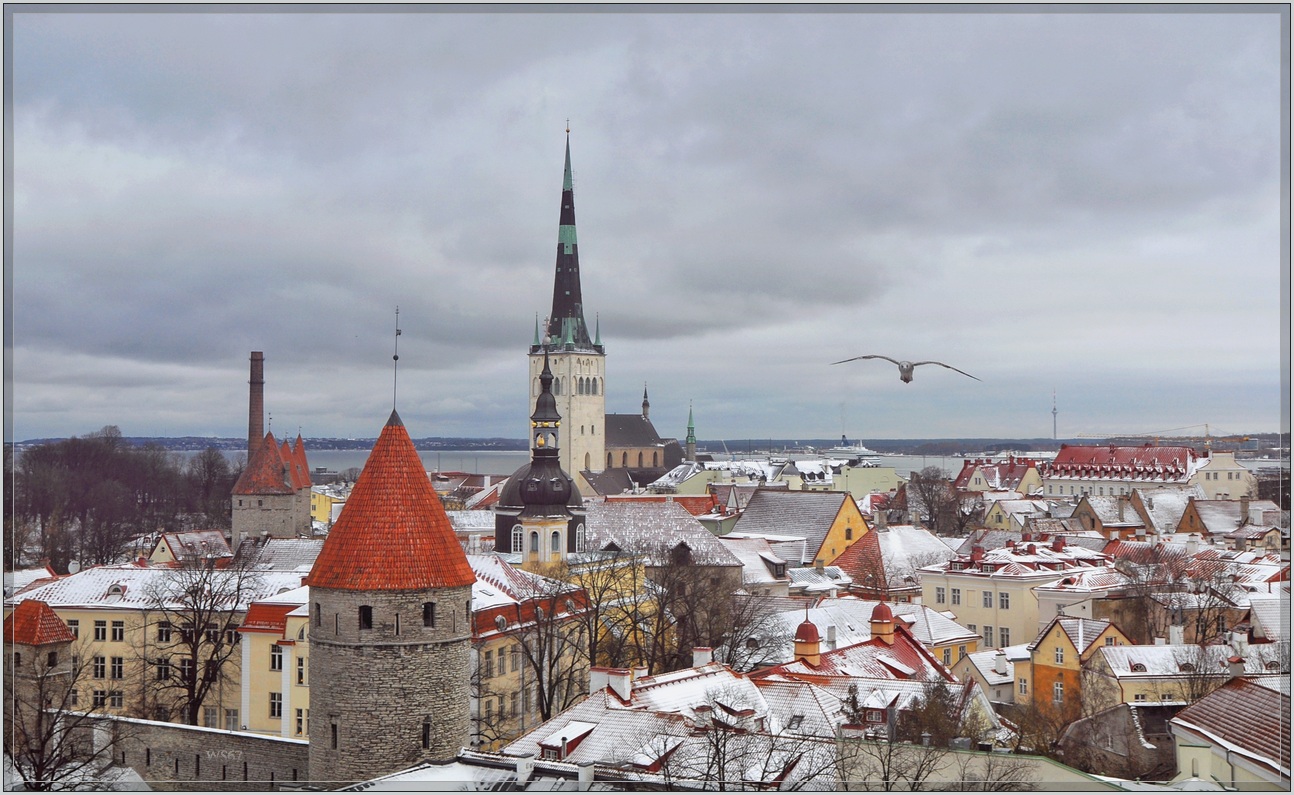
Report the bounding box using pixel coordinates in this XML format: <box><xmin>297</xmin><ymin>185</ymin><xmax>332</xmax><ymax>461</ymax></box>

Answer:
<box><xmin>4</xmin><ymin>639</ymin><xmax>132</xmax><ymax>791</ymax></box>
<box><xmin>498</xmin><ymin>563</ymin><xmax>590</xmax><ymax>724</ymax></box>
<box><xmin>138</xmin><ymin>559</ymin><xmax>263</xmax><ymax>724</ymax></box>
<box><xmin>656</xmin><ymin>684</ymin><xmax>839</xmax><ymax>791</ymax></box>
<box><xmin>905</xmin><ymin>467</ymin><xmax>980</xmax><ymax>536</ymax></box>
<box><xmin>714</xmin><ymin>592</ymin><xmax>790</xmax><ymax>672</ymax></box>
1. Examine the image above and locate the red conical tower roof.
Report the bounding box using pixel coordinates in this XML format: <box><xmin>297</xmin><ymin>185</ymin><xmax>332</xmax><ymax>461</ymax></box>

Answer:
<box><xmin>5</xmin><ymin>599</ymin><xmax>75</xmax><ymax>646</ymax></box>
<box><xmin>306</xmin><ymin>410</ymin><xmax>475</xmax><ymax>591</ymax></box>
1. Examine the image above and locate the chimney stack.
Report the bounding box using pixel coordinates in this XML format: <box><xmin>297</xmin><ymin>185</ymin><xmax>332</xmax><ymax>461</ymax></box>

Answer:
<box><xmin>993</xmin><ymin>651</ymin><xmax>1007</xmax><ymax>675</ymax></box>
<box><xmin>692</xmin><ymin>647</ymin><xmax>714</xmax><ymax>668</ymax></box>
<box><xmin>606</xmin><ymin>668</ymin><xmax>632</xmax><ymax>701</ymax></box>
<box><xmin>248</xmin><ymin>351</ymin><xmax>265</xmax><ymax>457</ymax></box>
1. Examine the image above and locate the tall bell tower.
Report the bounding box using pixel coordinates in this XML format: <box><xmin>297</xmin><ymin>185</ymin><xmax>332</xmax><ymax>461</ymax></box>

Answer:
<box><xmin>530</xmin><ymin>130</ymin><xmax>605</xmax><ymax>494</ymax></box>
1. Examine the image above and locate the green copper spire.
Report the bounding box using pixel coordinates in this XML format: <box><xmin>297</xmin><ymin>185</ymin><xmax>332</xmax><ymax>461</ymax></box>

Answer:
<box><xmin>594</xmin><ymin>313</ymin><xmax>601</xmax><ymax>346</ymax></box>
<box><xmin>533</xmin><ymin>314</ymin><xmax>541</xmax><ymax>346</ymax></box>
<box><xmin>686</xmin><ymin>403</ymin><xmax>696</xmax><ymax>444</ymax></box>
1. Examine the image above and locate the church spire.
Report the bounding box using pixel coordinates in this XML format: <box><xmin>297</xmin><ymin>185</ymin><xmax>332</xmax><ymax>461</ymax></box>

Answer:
<box><xmin>546</xmin><ymin>130</ymin><xmax>594</xmax><ymax>348</ymax></box>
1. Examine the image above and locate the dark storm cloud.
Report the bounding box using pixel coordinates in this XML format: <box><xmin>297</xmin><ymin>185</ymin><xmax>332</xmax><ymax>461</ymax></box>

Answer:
<box><xmin>7</xmin><ymin>7</ymin><xmax>1285</xmax><ymax>441</ymax></box>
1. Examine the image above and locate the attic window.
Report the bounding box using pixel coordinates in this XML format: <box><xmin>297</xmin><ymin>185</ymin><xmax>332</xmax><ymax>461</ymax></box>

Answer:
<box><xmin>495</xmin><ymin>616</ymin><xmax>507</xmax><ymax>631</ymax></box>
<box><xmin>1266</xmin><ymin>660</ymin><xmax>1281</xmax><ymax>671</ymax></box>
<box><xmin>1131</xmin><ymin>663</ymin><xmax>1147</xmax><ymax>673</ymax></box>
<box><xmin>1178</xmin><ymin>662</ymin><xmax>1195</xmax><ymax>672</ymax></box>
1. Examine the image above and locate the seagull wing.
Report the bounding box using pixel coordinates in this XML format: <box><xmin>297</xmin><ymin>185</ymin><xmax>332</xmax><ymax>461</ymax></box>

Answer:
<box><xmin>911</xmin><ymin>361</ymin><xmax>982</xmax><ymax>381</ymax></box>
<box><xmin>831</xmin><ymin>354</ymin><xmax>902</xmax><ymax>366</ymax></box>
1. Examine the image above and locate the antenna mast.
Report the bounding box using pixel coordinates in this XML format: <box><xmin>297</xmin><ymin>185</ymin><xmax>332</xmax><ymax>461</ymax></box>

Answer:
<box><xmin>1052</xmin><ymin>389</ymin><xmax>1058</xmax><ymax>441</ymax></box>
<box><xmin>393</xmin><ymin>306</ymin><xmax>402</xmax><ymax>410</ymax></box>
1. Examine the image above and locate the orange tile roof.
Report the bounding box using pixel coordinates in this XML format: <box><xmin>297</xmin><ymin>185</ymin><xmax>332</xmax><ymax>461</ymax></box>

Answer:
<box><xmin>4</xmin><ymin>599</ymin><xmax>76</xmax><ymax>646</ymax></box>
<box><xmin>232</xmin><ymin>432</ymin><xmax>295</xmax><ymax>495</ymax></box>
<box><xmin>305</xmin><ymin>410</ymin><xmax>476</xmax><ymax>592</ymax></box>
<box><xmin>239</xmin><ymin>602</ymin><xmax>295</xmax><ymax>635</ymax></box>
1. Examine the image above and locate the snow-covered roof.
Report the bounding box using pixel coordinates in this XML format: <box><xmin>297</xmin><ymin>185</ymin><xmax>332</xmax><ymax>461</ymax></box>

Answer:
<box><xmin>585</xmin><ymin>501</ymin><xmax>741</xmax><ymax>567</ymax></box>
<box><xmin>1096</xmin><ymin>643</ymin><xmax>1286</xmax><ymax>678</ymax></box>
<box><xmin>7</xmin><ymin>564</ymin><xmax>306</xmax><ymax>612</ymax></box>
<box><xmin>716</xmin><ymin>536</ymin><xmax>788</xmax><ymax>588</ymax></box>
<box><xmin>1134</xmin><ymin>486</ymin><xmax>1205</xmax><ymax>534</ymax></box>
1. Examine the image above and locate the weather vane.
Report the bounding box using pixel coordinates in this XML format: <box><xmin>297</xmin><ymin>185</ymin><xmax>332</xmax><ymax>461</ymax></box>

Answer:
<box><xmin>393</xmin><ymin>306</ymin><xmax>402</xmax><ymax>410</ymax></box>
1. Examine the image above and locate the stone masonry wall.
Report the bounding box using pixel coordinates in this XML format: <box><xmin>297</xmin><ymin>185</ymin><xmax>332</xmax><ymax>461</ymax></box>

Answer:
<box><xmin>308</xmin><ymin>584</ymin><xmax>472</xmax><ymax>788</ymax></box>
<box><xmin>84</xmin><ymin>714</ymin><xmax>309</xmax><ymax>791</ymax></box>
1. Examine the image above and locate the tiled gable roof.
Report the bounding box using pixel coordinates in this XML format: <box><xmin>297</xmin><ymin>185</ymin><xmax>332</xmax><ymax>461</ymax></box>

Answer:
<box><xmin>154</xmin><ymin>530</ymin><xmax>233</xmax><ymax>562</ymax></box>
<box><xmin>1049</xmin><ymin>444</ymin><xmax>1200</xmax><ymax>482</ymax></box>
<box><xmin>732</xmin><ymin>489</ymin><xmax>852</xmax><ymax>565</ymax></box>
<box><xmin>604</xmin><ymin>414</ymin><xmax>664</xmax><ymax>447</ymax></box>
<box><xmin>4</xmin><ymin>599</ymin><xmax>75</xmax><ymax>646</ymax></box>
<box><xmin>305</xmin><ymin>411</ymin><xmax>475</xmax><ymax>591</ymax></box>
<box><xmin>1172</xmin><ymin>678</ymin><xmax>1290</xmax><ymax>779</ymax></box>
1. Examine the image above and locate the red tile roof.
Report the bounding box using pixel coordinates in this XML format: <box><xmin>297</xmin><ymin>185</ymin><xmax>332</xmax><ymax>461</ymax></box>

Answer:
<box><xmin>1172</xmin><ymin>677</ymin><xmax>1290</xmax><ymax>778</ymax></box>
<box><xmin>232</xmin><ymin>432</ymin><xmax>296</xmax><ymax>495</ymax></box>
<box><xmin>4</xmin><ymin>599</ymin><xmax>76</xmax><ymax>646</ymax></box>
<box><xmin>238</xmin><ymin>602</ymin><xmax>296</xmax><ymax>634</ymax></box>
<box><xmin>1049</xmin><ymin>444</ymin><xmax>1199</xmax><ymax>480</ymax></box>
<box><xmin>306</xmin><ymin>410</ymin><xmax>476</xmax><ymax>591</ymax></box>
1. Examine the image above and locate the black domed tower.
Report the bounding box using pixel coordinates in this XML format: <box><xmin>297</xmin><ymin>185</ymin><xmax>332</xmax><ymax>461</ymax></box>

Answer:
<box><xmin>496</xmin><ymin>352</ymin><xmax>586</xmax><ymax>568</ymax></box>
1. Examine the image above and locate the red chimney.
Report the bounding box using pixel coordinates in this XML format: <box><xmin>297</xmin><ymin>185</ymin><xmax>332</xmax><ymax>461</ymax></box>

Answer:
<box><xmin>249</xmin><ymin>352</ymin><xmax>265</xmax><ymax>458</ymax></box>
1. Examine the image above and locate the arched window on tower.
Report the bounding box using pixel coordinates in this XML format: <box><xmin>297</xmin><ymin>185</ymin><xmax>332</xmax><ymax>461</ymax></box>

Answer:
<box><xmin>593</xmin><ymin>378</ymin><xmax>599</xmax><ymax>395</ymax></box>
<box><xmin>553</xmin><ymin>378</ymin><xmax>561</xmax><ymax>396</ymax></box>
<box><xmin>530</xmin><ymin>532</ymin><xmax>539</xmax><ymax>553</ymax></box>
<box><xmin>575</xmin><ymin>524</ymin><xmax>586</xmax><ymax>552</ymax></box>
<box><xmin>585</xmin><ymin>453</ymin><xmax>591</xmax><ymax>471</ymax></box>
<box><xmin>653</xmin><ymin>451</ymin><xmax>659</xmax><ymax>467</ymax></box>
<box><xmin>638</xmin><ymin>452</ymin><xmax>644</xmax><ymax>468</ymax></box>
<box><xmin>512</xmin><ymin>525</ymin><xmax>523</xmax><ymax>554</ymax></box>
<box><xmin>622</xmin><ymin>452</ymin><xmax>628</xmax><ymax>467</ymax></box>
<box><xmin>607</xmin><ymin>453</ymin><xmax>613</xmax><ymax>468</ymax></box>
<box><xmin>551</xmin><ymin>531</ymin><xmax>561</xmax><ymax>554</ymax></box>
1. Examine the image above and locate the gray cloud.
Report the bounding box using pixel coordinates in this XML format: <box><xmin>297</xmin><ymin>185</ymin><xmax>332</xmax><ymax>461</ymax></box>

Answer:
<box><xmin>7</xmin><ymin>8</ymin><xmax>1285</xmax><ymax>443</ymax></box>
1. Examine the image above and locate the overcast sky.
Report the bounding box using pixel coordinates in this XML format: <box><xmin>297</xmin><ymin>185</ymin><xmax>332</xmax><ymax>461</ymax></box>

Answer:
<box><xmin>5</xmin><ymin>6</ymin><xmax>1288</xmax><ymax>446</ymax></box>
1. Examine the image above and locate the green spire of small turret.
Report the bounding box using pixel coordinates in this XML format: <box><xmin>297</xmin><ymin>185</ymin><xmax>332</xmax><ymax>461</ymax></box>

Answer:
<box><xmin>533</xmin><ymin>314</ymin><xmax>541</xmax><ymax>346</ymax></box>
<box><xmin>594</xmin><ymin>314</ymin><xmax>601</xmax><ymax>346</ymax></box>
<box><xmin>687</xmin><ymin>403</ymin><xmax>696</xmax><ymax>444</ymax></box>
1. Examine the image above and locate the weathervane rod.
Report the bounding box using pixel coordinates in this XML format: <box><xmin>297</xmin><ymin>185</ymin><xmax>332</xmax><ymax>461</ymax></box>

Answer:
<box><xmin>393</xmin><ymin>306</ymin><xmax>402</xmax><ymax>410</ymax></box>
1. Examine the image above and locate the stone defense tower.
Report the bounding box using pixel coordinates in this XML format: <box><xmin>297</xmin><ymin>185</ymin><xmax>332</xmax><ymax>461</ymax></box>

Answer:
<box><xmin>495</xmin><ymin>352</ymin><xmax>586</xmax><ymax>567</ymax></box>
<box><xmin>306</xmin><ymin>409</ymin><xmax>476</xmax><ymax>786</ymax></box>
<box><xmin>530</xmin><ymin>131</ymin><xmax>605</xmax><ymax>495</ymax></box>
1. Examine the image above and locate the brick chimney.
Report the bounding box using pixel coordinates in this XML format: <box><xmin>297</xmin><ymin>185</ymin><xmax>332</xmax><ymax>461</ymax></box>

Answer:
<box><xmin>248</xmin><ymin>351</ymin><xmax>265</xmax><ymax>458</ymax></box>
<box><xmin>692</xmin><ymin>646</ymin><xmax>714</xmax><ymax>667</ymax></box>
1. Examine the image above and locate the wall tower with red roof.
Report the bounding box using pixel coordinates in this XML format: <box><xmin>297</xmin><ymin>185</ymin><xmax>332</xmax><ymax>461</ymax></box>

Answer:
<box><xmin>305</xmin><ymin>409</ymin><xmax>476</xmax><ymax>785</ymax></box>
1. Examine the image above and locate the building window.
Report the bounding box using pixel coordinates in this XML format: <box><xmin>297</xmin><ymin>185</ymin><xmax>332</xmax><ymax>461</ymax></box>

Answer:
<box><xmin>1052</xmin><ymin>681</ymin><xmax>1064</xmax><ymax>704</ymax></box>
<box><xmin>204</xmin><ymin>706</ymin><xmax>220</xmax><ymax>728</ymax></box>
<box><xmin>511</xmin><ymin>691</ymin><xmax>520</xmax><ymax>718</ymax></box>
<box><xmin>314</xmin><ymin>603</ymin><xmax>321</xmax><ymax>627</ymax></box>
<box><xmin>68</xmin><ymin>619</ymin><xmax>79</xmax><ymax>639</ymax></box>
<box><xmin>1054</xmin><ymin>647</ymin><xmax>1064</xmax><ymax>664</ymax></box>
<box><xmin>270</xmin><ymin>693</ymin><xmax>282</xmax><ymax>719</ymax></box>
<box><xmin>225</xmin><ymin>709</ymin><xmax>239</xmax><ymax>732</ymax></box>
<box><xmin>484</xmin><ymin>650</ymin><xmax>494</xmax><ymax>679</ymax></box>
<box><xmin>94</xmin><ymin>621</ymin><xmax>107</xmax><ymax>641</ymax></box>
<box><xmin>93</xmin><ymin>690</ymin><xmax>107</xmax><ymax>708</ymax></box>
<box><xmin>423</xmin><ymin>602</ymin><xmax>436</xmax><ymax>628</ymax></box>
<box><xmin>422</xmin><ymin>720</ymin><xmax>431</xmax><ymax>749</ymax></box>
<box><xmin>530</xmin><ymin>532</ymin><xmax>539</xmax><ymax>553</ymax></box>
<box><xmin>331</xmin><ymin>722</ymin><xmax>338</xmax><ymax>750</ymax></box>
<box><xmin>1105</xmin><ymin>636</ymin><xmax>1116</xmax><ymax>646</ymax></box>
<box><xmin>70</xmin><ymin>689</ymin><xmax>78</xmax><ymax>706</ymax></box>
<box><xmin>296</xmin><ymin>657</ymin><xmax>306</xmax><ymax>685</ymax></box>
<box><xmin>575</xmin><ymin>524</ymin><xmax>586</xmax><ymax>552</ymax></box>
<box><xmin>511</xmin><ymin>645</ymin><xmax>521</xmax><ymax>672</ymax></box>
<box><xmin>359</xmin><ymin>606</ymin><xmax>373</xmax><ymax>630</ymax></box>
<box><xmin>951</xmin><ymin>588</ymin><xmax>961</xmax><ymax>606</ymax></box>
<box><xmin>157</xmin><ymin>621</ymin><xmax>172</xmax><ymax>642</ymax></box>
<box><xmin>179</xmin><ymin>658</ymin><xmax>194</xmax><ymax>683</ymax></box>
<box><xmin>47</xmin><ymin>651</ymin><xmax>58</xmax><ymax>667</ymax></box>
<box><xmin>551</xmin><ymin>531</ymin><xmax>561</xmax><ymax>553</ymax></box>
<box><xmin>998</xmin><ymin>592</ymin><xmax>1010</xmax><ymax>610</ymax></box>
<box><xmin>270</xmin><ymin>645</ymin><xmax>283</xmax><ymax>671</ymax></box>
<box><xmin>111</xmin><ymin>621</ymin><xmax>124</xmax><ymax>642</ymax></box>
<box><xmin>108</xmin><ymin>691</ymin><xmax>123</xmax><ymax>709</ymax></box>
<box><xmin>1133</xmin><ymin>693</ymin><xmax>1147</xmax><ymax>702</ymax></box>
<box><xmin>999</xmin><ymin>627</ymin><xmax>1010</xmax><ymax>647</ymax></box>
<box><xmin>93</xmin><ymin>656</ymin><xmax>106</xmax><ymax>679</ymax></box>
<box><xmin>983</xmin><ymin>591</ymin><xmax>994</xmax><ymax>609</ymax></box>
<box><xmin>943</xmin><ymin>648</ymin><xmax>951</xmax><ymax>666</ymax></box>
<box><xmin>1018</xmin><ymin>678</ymin><xmax>1028</xmax><ymax>695</ymax></box>
<box><xmin>110</xmin><ymin>657</ymin><xmax>124</xmax><ymax>679</ymax></box>
<box><xmin>296</xmin><ymin>709</ymin><xmax>305</xmax><ymax>736</ymax></box>
<box><xmin>935</xmin><ymin>587</ymin><xmax>946</xmax><ymax>604</ymax></box>
<box><xmin>957</xmin><ymin>645</ymin><xmax>966</xmax><ymax>660</ymax></box>
<box><xmin>512</xmin><ymin>525</ymin><xmax>523</xmax><ymax>553</ymax></box>
<box><xmin>983</xmin><ymin>626</ymin><xmax>993</xmax><ymax>646</ymax></box>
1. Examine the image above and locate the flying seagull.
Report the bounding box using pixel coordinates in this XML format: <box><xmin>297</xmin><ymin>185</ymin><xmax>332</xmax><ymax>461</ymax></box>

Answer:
<box><xmin>831</xmin><ymin>354</ymin><xmax>981</xmax><ymax>384</ymax></box>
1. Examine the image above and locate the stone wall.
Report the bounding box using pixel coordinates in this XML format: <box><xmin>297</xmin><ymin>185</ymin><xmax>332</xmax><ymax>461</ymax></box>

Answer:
<box><xmin>85</xmin><ymin>714</ymin><xmax>309</xmax><ymax>791</ymax></box>
<box><xmin>308</xmin><ymin>584</ymin><xmax>473</xmax><ymax>787</ymax></box>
